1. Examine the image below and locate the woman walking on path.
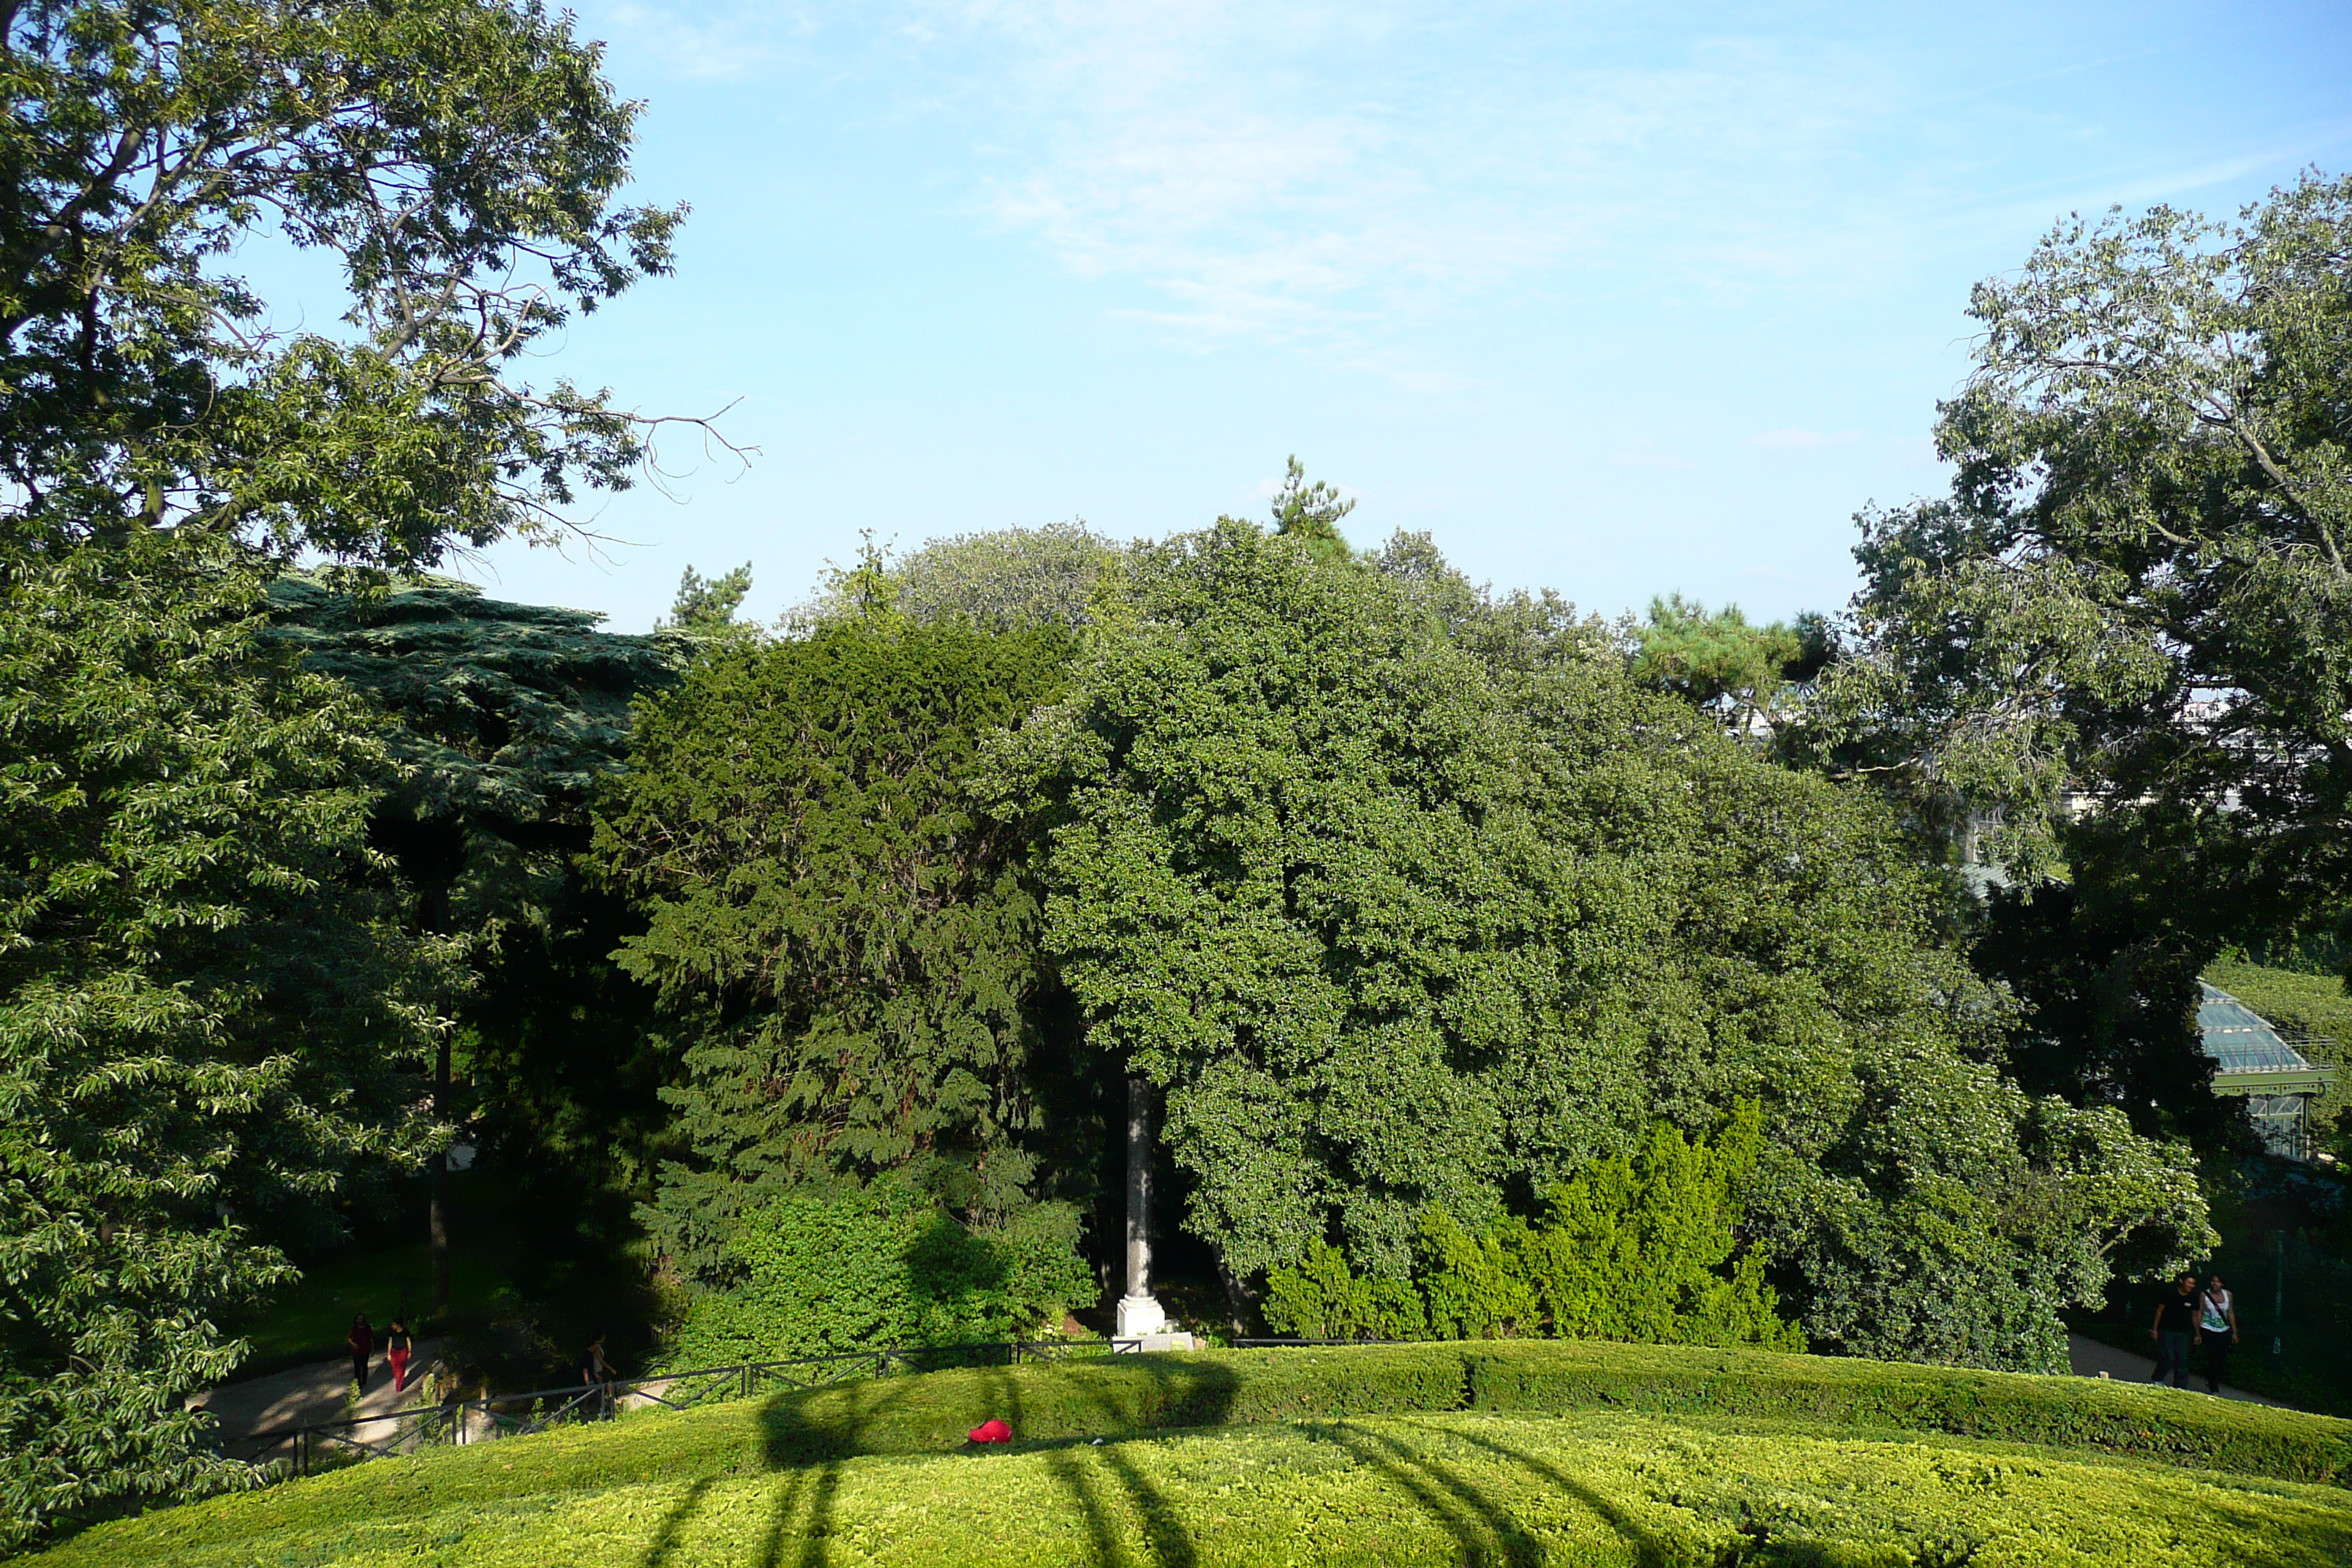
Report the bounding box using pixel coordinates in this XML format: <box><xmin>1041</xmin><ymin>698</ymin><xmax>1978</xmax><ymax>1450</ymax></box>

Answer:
<box><xmin>347</xmin><ymin>1314</ymin><xmax>374</xmax><ymax>1391</ymax></box>
<box><xmin>2199</xmin><ymin>1274</ymin><xmax>2239</xmax><ymax>1394</ymax></box>
<box><xmin>384</xmin><ymin>1315</ymin><xmax>414</xmax><ymax>1394</ymax></box>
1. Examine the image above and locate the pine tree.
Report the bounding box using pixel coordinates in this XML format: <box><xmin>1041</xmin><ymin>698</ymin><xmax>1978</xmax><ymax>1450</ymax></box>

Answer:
<box><xmin>591</xmin><ymin>606</ymin><xmax>1088</xmax><ymax>1284</ymax></box>
<box><xmin>268</xmin><ymin>576</ymin><xmax>685</xmax><ymax>1311</ymax></box>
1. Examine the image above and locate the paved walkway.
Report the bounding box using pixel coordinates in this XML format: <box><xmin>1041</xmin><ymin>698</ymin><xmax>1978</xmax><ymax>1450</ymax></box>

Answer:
<box><xmin>190</xmin><ymin>1339</ymin><xmax>446</xmax><ymax>1444</ymax></box>
<box><xmin>2066</xmin><ymin>1332</ymin><xmax>2281</xmax><ymax>1406</ymax></box>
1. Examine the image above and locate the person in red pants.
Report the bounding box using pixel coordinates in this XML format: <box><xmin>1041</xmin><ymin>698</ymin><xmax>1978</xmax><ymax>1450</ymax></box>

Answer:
<box><xmin>384</xmin><ymin>1314</ymin><xmax>415</xmax><ymax>1394</ymax></box>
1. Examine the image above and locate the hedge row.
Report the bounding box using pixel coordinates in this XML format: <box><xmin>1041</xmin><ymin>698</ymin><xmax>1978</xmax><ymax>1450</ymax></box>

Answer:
<box><xmin>754</xmin><ymin>1341</ymin><xmax>2352</xmax><ymax>1487</ymax></box>
<box><xmin>36</xmin><ymin>1340</ymin><xmax>2352</xmax><ymax>1564</ymax></box>
<box><xmin>46</xmin><ymin>1409</ymin><xmax>2352</xmax><ymax>1568</ymax></box>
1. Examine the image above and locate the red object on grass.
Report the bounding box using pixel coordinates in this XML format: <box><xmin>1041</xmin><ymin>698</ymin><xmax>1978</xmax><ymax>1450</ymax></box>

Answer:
<box><xmin>968</xmin><ymin>1418</ymin><xmax>1012</xmax><ymax>1444</ymax></box>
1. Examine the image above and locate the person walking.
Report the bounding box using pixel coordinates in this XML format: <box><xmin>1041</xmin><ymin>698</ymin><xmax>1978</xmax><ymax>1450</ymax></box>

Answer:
<box><xmin>580</xmin><ymin>1331</ymin><xmax>616</xmax><ymax>1417</ymax></box>
<box><xmin>347</xmin><ymin>1313</ymin><xmax>374</xmax><ymax>1392</ymax></box>
<box><xmin>384</xmin><ymin>1313</ymin><xmax>415</xmax><ymax>1395</ymax></box>
<box><xmin>2149</xmin><ymin>1272</ymin><xmax>2198</xmax><ymax>1388</ymax></box>
<box><xmin>2198</xmin><ymin>1273</ymin><xmax>2239</xmax><ymax>1395</ymax></box>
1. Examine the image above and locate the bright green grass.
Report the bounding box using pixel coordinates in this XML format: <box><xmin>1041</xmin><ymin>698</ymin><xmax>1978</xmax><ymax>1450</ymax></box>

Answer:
<box><xmin>44</xmin><ymin>1412</ymin><xmax>2352</xmax><ymax>1567</ymax></box>
<box><xmin>42</xmin><ymin>1343</ymin><xmax>2352</xmax><ymax>1567</ymax></box>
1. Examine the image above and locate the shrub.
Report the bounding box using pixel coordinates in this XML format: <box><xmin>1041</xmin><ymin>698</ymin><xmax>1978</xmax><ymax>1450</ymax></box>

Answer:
<box><xmin>1267</xmin><ymin>1105</ymin><xmax>1800</xmax><ymax>1350</ymax></box>
<box><xmin>1262</xmin><ymin>1243</ymin><xmax>1428</xmax><ymax>1341</ymax></box>
<box><xmin>663</xmin><ymin>1180</ymin><xmax>1093</xmax><ymax>1367</ymax></box>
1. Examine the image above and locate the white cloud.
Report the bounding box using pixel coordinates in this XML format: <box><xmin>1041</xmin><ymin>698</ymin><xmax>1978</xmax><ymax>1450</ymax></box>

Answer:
<box><xmin>581</xmin><ymin>3</ymin><xmax>2334</xmax><ymax>361</ymax></box>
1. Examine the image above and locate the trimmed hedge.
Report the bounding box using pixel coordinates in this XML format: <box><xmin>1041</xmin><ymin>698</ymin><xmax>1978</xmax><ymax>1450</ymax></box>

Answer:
<box><xmin>43</xmin><ymin>1410</ymin><xmax>2352</xmax><ymax>1568</ymax></box>
<box><xmin>35</xmin><ymin>1340</ymin><xmax>2352</xmax><ymax>1564</ymax></box>
<box><xmin>764</xmin><ymin>1341</ymin><xmax>2352</xmax><ymax>1486</ymax></box>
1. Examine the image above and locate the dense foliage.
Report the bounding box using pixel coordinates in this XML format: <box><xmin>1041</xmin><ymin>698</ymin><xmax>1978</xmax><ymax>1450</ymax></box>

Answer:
<box><xmin>1629</xmin><ymin>594</ymin><xmax>1831</xmax><ymax>740</ymax></box>
<box><xmin>1</xmin><ymin>0</ymin><xmax>699</xmax><ymax>568</ymax></box>
<box><xmin>592</xmin><ymin>604</ymin><xmax>1091</xmax><ymax>1289</ymax></box>
<box><xmin>1</xmin><ymin>0</ymin><xmax>698</xmax><ymax>1544</ymax></box>
<box><xmin>1817</xmin><ymin>172</ymin><xmax>2352</xmax><ymax>936</ymax></box>
<box><xmin>268</xmin><ymin>576</ymin><xmax>685</xmax><ymax>1285</ymax></box>
<box><xmin>996</xmin><ymin>521</ymin><xmax>2210</xmax><ymax>1372</ymax></box>
<box><xmin>0</xmin><ymin>533</ymin><xmax>439</xmax><ymax>1548</ymax></box>
<box><xmin>1264</xmin><ymin>1104</ymin><xmax>1797</xmax><ymax>1349</ymax></box>
<box><xmin>663</xmin><ymin>1177</ymin><xmax>1093</xmax><ymax>1366</ymax></box>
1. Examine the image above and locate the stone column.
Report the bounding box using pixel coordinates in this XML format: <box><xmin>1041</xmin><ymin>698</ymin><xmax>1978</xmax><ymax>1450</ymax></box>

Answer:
<box><xmin>1115</xmin><ymin>1076</ymin><xmax>1167</xmax><ymax>1338</ymax></box>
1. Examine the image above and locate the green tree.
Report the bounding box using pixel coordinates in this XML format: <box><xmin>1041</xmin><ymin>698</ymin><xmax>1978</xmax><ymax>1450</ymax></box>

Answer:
<box><xmin>1265</xmin><ymin>1104</ymin><xmax>1799</xmax><ymax>1350</ymax></box>
<box><xmin>1</xmin><ymin>0</ymin><xmax>704</xmax><ymax>1540</ymax></box>
<box><xmin>592</xmin><ymin>608</ymin><xmax>1089</xmax><ymax>1287</ymax></box>
<box><xmin>1814</xmin><ymin>172</ymin><xmax>2352</xmax><ymax>929</ymax></box>
<box><xmin>658</xmin><ymin>562</ymin><xmax>755</xmax><ymax>636</ymax></box>
<box><xmin>1630</xmin><ymin>594</ymin><xmax>1832</xmax><ymax>739</ymax></box>
<box><xmin>1268</xmin><ymin>456</ymin><xmax>1356</xmax><ymax>566</ymax></box>
<box><xmin>663</xmin><ymin>1177</ymin><xmax>1094</xmax><ymax>1365</ymax></box>
<box><xmin>268</xmin><ymin>576</ymin><xmax>685</xmax><ymax>1310</ymax></box>
<box><xmin>795</xmin><ymin>524</ymin><xmax>1131</xmax><ymax>632</ymax></box>
<box><xmin>0</xmin><ymin>533</ymin><xmax>440</xmax><ymax>1548</ymax></box>
<box><xmin>1</xmin><ymin>0</ymin><xmax>723</xmax><ymax>568</ymax></box>
<box><xmin>996</xmin><ymin>521</ymin><xmax>2209</xmax><ymax>1371</ymax></box>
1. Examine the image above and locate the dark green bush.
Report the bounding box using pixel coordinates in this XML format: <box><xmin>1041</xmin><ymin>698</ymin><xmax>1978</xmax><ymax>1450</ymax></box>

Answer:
<box><xmin>662</xmin><ymin>1179</ymin><xmax>1093</xmax><ymax>1367</ymax></box>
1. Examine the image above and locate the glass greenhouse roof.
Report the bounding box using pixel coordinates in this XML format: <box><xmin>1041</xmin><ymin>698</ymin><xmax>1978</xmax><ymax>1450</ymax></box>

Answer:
<box><xmin>2199</xmin><ymin>984</ymin><xmax>2332</xmax><ymax>1091</ymax></box>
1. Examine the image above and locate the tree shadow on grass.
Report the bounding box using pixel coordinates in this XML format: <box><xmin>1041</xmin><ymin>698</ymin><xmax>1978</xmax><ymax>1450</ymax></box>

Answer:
<box><xmin>638</xmin><ymin>1475</ymin><xmax>713</xmax><ymax>1568</ymax></box>
<box><xmin>745</xmin><ymin>1354</ymin><xmax>1246</xmax><ymax>1568</ymax></box>
<box><xmin>1439</xmin><ymin>1423</ymin><xmax>1679</xmax><ymax>1568</ymax></box>
<box><xmin>753</xmin><ymin>1373</ymin><xmax>932</xmax><ymax>1568</ymax></box>
<box><xmin>1312</xmin><ymin>1422</ymin><xmax>1540</xmax><ymax>1568</ymax></box>
<box><xmin>749</xmin><ymin>1469</ymin><xmax>810</xmax><ymax>1568</ymax></box>
<box><xmin>984</xmin><ymin>1355</ymin><xmax>1229</xmax><ymax>1567</ymax></box>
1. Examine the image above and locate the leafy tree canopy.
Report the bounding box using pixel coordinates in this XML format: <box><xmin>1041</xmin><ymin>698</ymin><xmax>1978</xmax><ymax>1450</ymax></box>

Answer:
<box><xmin>1267</xmin><ymin>1102</ymin><xmax>1801</xmax><ymax>1351</ymax></box>
<box><xmin>592</xmin><ymin>608</ymin><xmax>1085</xmax><ymax>1286</ymax></box>
<box><xmin>0</xmin><ymin>533</ymin><xmax>441</xmax><ymax>1547</ymax></box>
<box><xmin>1814</xmin><ymin>171</ymin><xmax>2352</xmax><ymax>932</ymax></box>
<box><xmin>663</xmin><ymin>1177</ymin><xmax>1093</xmax><ymax>1366</ymax></box>
<box><xmin>657</xmin><ymin>562</ymin><xmax>755</xmax><ymax>637</ymax></box>
<box><xmin>995</xmin><ymin>521</ymin><xmax>2210</xmax><ymax>1371</ymax></box>
<box><xmin>1267</xmin><ymin>455</ymin><xmax>1356</xmax><ymax>566</ymax></box>
<box><xmin>2</xmin><ymin>0</ymin><xmax>717</xmax><ymax>568</ymax></box>
<box><xmin>1630</xmin><ymin>594</ymin><xmax>1832</xmax><ymax>739</ymax></box>
<box><xmin>266</xmin><ymin>575</ymin><xmax>684</xmax><ymax>1224</ymax></box>
<box><xmin>1</xmin><ymin>1</ymin><xmax>697</xmax><ymax>1542</ymax></box>
<box><xmin>796</xmin><ymin>524</ymin><xmax>1129</xmax><ymax>632</ymax></box>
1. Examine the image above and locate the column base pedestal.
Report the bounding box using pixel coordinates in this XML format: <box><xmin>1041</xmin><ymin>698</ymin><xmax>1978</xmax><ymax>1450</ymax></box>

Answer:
<box><xmin>1115</xmin><ymin>1292</ymin><xmax>1167</xmax><ymax>1338</ymax></box>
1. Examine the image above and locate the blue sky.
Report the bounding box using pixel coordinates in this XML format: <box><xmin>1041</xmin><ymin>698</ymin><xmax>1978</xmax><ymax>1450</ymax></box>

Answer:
<box><xmin>442</xmin><ymin>1</ymin><xmax>2351</xmax><ymax>632</ymax></box>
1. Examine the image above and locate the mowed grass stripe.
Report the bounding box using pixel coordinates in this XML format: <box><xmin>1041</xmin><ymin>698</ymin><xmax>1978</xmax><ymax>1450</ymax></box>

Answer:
<box><xmin>42</xmin><ymin>1412</ymin><xmax>2352</xmax><ymax>1567</ymax></box>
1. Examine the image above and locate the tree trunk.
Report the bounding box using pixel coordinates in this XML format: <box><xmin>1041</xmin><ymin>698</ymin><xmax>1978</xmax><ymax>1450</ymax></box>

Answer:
<box><xmin>1216</xmin><ymin>1252</ymin><xmax>1259</xmax><ymax>1339</ymax></box>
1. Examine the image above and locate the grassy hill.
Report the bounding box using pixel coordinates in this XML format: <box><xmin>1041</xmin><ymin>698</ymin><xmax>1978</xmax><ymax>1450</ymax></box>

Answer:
<box><xmin>40</xmin><ymin>1342</ymin><xmax>2352</xmax><ymax>1567</ymax></box>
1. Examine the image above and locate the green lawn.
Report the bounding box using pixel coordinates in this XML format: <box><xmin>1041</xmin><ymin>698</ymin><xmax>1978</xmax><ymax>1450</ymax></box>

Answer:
<box><xmin>43</xmin><ymin>1341</ymin><xmax>2352</xmax><ymax>1566</ymax></box>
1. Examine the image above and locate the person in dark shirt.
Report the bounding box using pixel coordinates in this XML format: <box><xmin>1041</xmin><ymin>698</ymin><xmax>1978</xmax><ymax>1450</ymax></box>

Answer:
<box><xmin>384</xmin><ymin>1314</ymin><xmax>415</xmax><ymax>1393</ymax></box>
<box><xmin>2148</xmin><ymin>1272</ymin><xmax>2199</xmax><ymax>1388</ymax></box>
<box><xmin>347</xmin><ymin>1313</ymin><xmax>374</xmax><ymax>1391</ymax></box>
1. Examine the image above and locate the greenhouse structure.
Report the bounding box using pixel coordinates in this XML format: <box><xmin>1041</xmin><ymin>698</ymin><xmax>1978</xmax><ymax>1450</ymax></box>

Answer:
<box><xmin>2199</xmin><ymin>983</ymin><xmax>2335</xmax><ymax>1161</ymax></box>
